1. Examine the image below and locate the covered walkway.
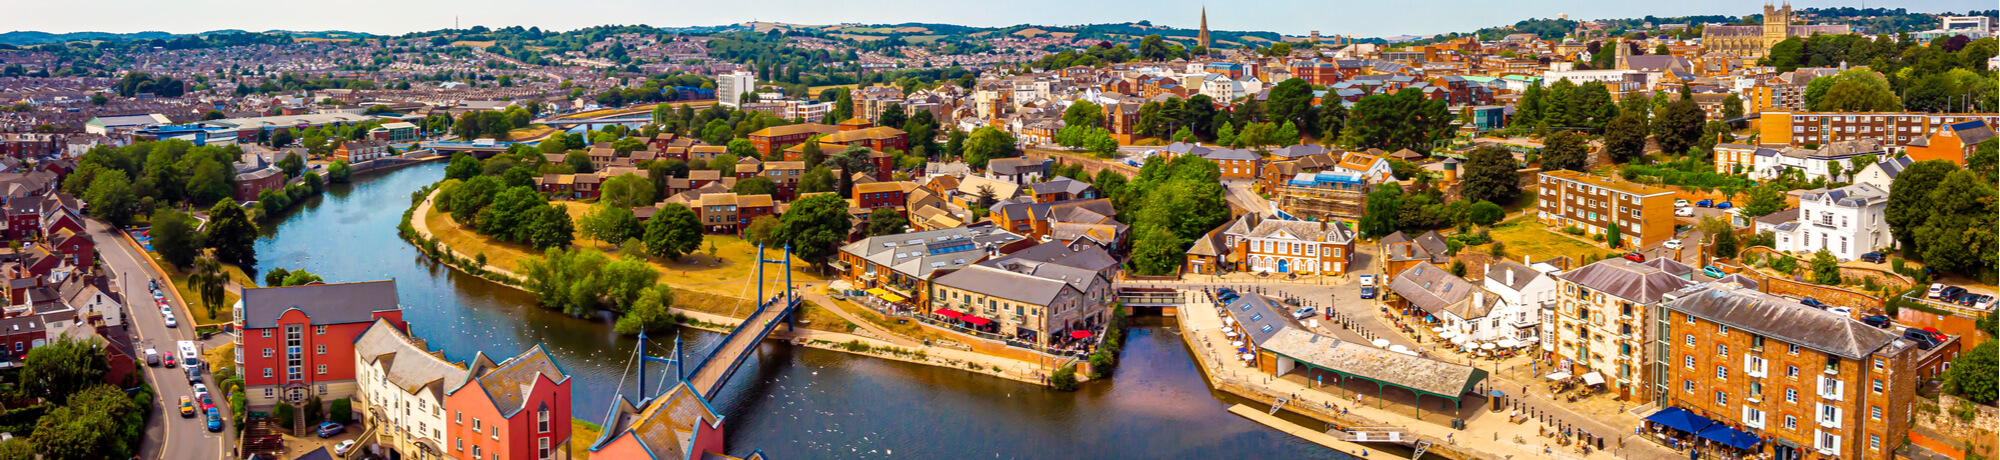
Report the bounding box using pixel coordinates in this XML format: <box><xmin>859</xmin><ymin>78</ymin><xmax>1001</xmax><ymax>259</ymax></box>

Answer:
<box><xmin>1260</xmin><ymin>328</ymin><xmax>1488</xmax><ymax>422</ymax></box>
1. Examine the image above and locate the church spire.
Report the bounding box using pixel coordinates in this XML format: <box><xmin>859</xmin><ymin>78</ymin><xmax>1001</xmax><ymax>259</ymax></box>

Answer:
<box><xmin>1197</xmin><ymin>7</ymin><xmax>1212</xmax><ymax>53</ymax></box>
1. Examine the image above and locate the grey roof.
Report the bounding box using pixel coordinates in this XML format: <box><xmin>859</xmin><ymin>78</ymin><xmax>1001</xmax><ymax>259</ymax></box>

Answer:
<box><xmin>1484</xmin><ymin>260</ymin><xmax>1544</xmax><ymax>292</ymax></box>
<box><xmin>1661</xmin><ymin>284</ymin><xmax>1898</xmax><ymax>360</ymax></box>
<box><xmin>1799</xmin><ymin>183</ymin><xmax>1888</xmax><ymax>208</ymax></box>
<box><xmin>1950</xmin><ymin>120</ymin><xmax>1995</xmax><ymax>145</ymax></box>
<box><xmin>355</xmin><ymin>319</ymin><xmax>469</xmax><ymax>398</ymax></box>
<box><xmin>1387</xmin><ymin>263</ymin><xmax>1491</xmax><ymax>317</ymax></box>
<box><xmin>1201</xmin><ymin>148</ymin><xmax>1261</xmax><ymax>161</ymax></box>
<box><xmin>239</xmin><ymin>280</ymin><xmax>401</xmax><ymax>329</ymax></box>
<box><xmin>933</xmin><ymin>264</ymin><xmax>1078</xmax><ymax>307</ymax></box>
<box><xmin>1556</xmin><ymin>259</ymin><xmax>1696</xmax><ymax>304</ymax></box>
<box><xmin>1268</xmin><ymin>144</ymin><xmax>1328</xmax><ymax>159</ymax></box>
<box><xmin>838</xmin><ymin>227</ymin><xmax>1025</xmax><ymax>279</ymax></box>
<box><xmin>1755</xmin><ymin>207</ymin><xmax>1800</xmax><ymax>227</ymax></box>
<box><xmin>1872</xmin><ymin>156</ymin><xmax>1913</xmax><ymax>179</ymax></box>
<box><xmin>1028</xmin><ymin>176</ymin><xmax>1094</xmax><ymax>196</ymax></box>
<box><xmin>1226</xmin><ymin>218</ymin><xmax>1355</xmax><ymax>244</ymax></box>
<box><xmin>1641</xmin><ymin>258</ymin><xmax>1695</xmax><ymax>278</ymax></box>
<box><xmin>1258</xmin><ymin>328</ymin><xmax>1486</xmax><ymax>398</ymax></box>
<box><xmin>1222</xmin><ymin>293</ymin><xmax>1295</xmax><ymax>344</ymax></box>
<box><xmin>987</xmin><ymin>157</ymin><xmax>1050</xmax><ymax>176</ymax></box>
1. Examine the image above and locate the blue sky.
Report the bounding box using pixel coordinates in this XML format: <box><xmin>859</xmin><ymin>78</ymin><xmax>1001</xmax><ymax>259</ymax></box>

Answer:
<box><xmin>4</xmin><ymin>0</ymin><xmax>1991</xmax><ymax>39</ymax></box>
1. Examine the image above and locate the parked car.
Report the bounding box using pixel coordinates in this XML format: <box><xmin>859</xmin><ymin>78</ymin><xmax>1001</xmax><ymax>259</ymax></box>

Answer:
<box><xmin>149</xmin><ymin>280</ymin><xmax>159</xmax><ymax>291</ymax></box>
<box><xmin>143</xmin><ymin>348</ymin><xmax>160</xmax><ymax>366</ymax></box>
<box><xmin>1921</xmin><ymin>327</ymin><xmax>1948</xmax><ymax>343</ymax></box>
<box><xmin>1674</xmin><ymin>207</ymin><xmax>1694</xmax><ymax>217</ymax></box>
<box><xmin>1696</xmin><ymin>199</ymin><xmax>1713</xmax><ymax>207</ymax></box>
<box><xmin>199</xmin><ymin>393</ymin><xmax>215</xmax><ymax>412</ymax></box>
<box><xmin>334</xmin><ymin>440</ymin><xmax>357</xmax><ymax>457</ymax></box>
<box><xmin>1975</xmin><ymin>295</ymin><xmax>1995</xmax><ymax>310</ymax></box>
<box><xmin>1861</xmin><ymin>315</ymin><xmax>1893</xmax><ymax>328</ymax></box>
<box><xmin>1715</xmin><ymin>201</ymin><xmax>1734</xmax><ymax>210</ymax></box>
<box><xmin>1929</xmin><ymin>283</ymin><xmax>1947</xmax><ymax>298</ymax></box>
<box><xmin>1623</xmin><ymin>252</ymin><xmax>1646</xmax><ymax>262</ymax></box>
<box><xmin>1703</xmin><ymin>266</ymin><xmax>1726</xmax><ymax>279</ymax></box>
<box><xmin>179</xmin><ymin>396</ymin><xmax>196</xmax><ymax>417</ymax></box>
<box><xmin>191</xmin><ymin>382</ymin><xmax>208</xmax><ymax>398</ymax></box>
<box><xmin>163</xmin><ymin>314</ymin><xmax>178</xmax><ymax>328</ymax></box>
<box><xmin>1827</xmin><ymin>307</ymin><xmax>1852</xmax><ymax>316</ymax></box>
<box><xmin>205</xmin><ymin>408</ymin><xmax>223</xmax><ymax>432</ymax></box>
<box><xmin>1940</xmin><ymin>287</ymin><xmax>1968</xmax><ymax>301</ymax></box>
<box><xmin>1662</xmin><ymin>239</ymin><xmax>1683</xmax><ymax>250</ymax></box>
<box><xmin>1800</xmin><ymin>298</ymin><xmax>1827</xmax><ymax>309</ymax></box>
<box><xmin>1902</xmin><ymin>329</ymin><xmax>1942</xmax><ymax>349</ymax></box>
<box><xmin>316</xmin><ymin>421</ymin><xmax>345</xmax><ymax>438</ymax></box>
<box><xmin>1292</xmin><ymin>306</ymin><xmax>1316</xmax><ymax>320</ymax></box>
<box><xmin>185</xmin><ymin>366</ymin><xmax>202</xmax><ymax>383</ymax></box>
<box><xmin>1859</xmin><ymin>252</ymin><xmax>1885</xmax><ymax>263</ymax></box>
<box><xmin>1674</xmin><ymin>199</ymin><xmax>1690</xmax><ymax>208</ymax></box>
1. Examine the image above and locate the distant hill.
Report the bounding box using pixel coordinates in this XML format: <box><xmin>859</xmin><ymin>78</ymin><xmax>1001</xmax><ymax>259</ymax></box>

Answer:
<box><xmin>0</xmin><ymin>29</ymin><xmax>374</xmax><ymax>46</ymax></box>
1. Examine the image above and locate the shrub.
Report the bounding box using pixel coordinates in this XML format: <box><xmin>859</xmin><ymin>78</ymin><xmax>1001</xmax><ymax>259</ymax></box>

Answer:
<box><xmin>303</xmin><ymin>395</ymin><xmax>324</xmax><ymax>424</ymax></box>
<box><xmin>273</xmin><ymin>402</ymin><xmax>295</xmax><ymax>429</ymax></box>
<box><xmin>329</xmin><ymin>398</ymin><xmax>354</xmax><ymax>425</ymax></box>
<box><xmin>1562</xmin><ymin>225</ymin><xmax>1585</xmax><ymax>236</ymax></box>
<box><xmin>1051</xmin><ymin>364</ymin><xmax>1079</xmax><ymax>391</ymax></box>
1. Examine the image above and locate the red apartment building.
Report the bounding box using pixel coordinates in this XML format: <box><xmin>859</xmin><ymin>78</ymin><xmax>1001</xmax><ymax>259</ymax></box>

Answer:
<box><xmin>236</xmin><ymin>280</ymin><xmax>406</xmax><ymax>407</ymax></box>
<box><xmin>444</xmin><ymin>346</ymin><xmax>573</xmax><ymax>460</ymax></box>
<box><xmin>748</xmin><ymin>123</ymin><xmax>839</xmax><ymax>156</ymax></box>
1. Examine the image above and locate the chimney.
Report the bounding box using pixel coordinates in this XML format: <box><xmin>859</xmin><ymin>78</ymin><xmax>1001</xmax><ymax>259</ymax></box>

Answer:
<box><xmin>1507</xmin><ymin>268</ymin><xmax>1516</xmax><ymax>286</ymax></box>
<box><xmin>1475</xmin><ymin>291</ymin><xmax>1485</xmax><ymax>308</ymax></box>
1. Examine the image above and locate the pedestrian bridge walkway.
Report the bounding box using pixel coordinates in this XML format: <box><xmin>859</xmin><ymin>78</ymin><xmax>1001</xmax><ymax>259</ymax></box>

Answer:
<box><xmin>685</xmin><ymin>293</ymin><xmax>801</xmax><ymax>399</ymax></box>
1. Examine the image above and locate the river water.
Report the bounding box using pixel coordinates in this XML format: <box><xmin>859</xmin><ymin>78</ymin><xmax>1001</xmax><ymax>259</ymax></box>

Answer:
<box><xmin>253</xmin><ymin>162</ymin><xmax>1351</xmax><ymax>459</ymax></box>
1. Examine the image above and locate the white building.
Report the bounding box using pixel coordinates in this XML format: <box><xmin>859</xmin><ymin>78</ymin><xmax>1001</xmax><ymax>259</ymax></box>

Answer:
<box><xmin>1772</xmin><ymin>183</ymin><xmax>1891</xmax><ymax>261</ymax></box>
<box><xmin>354</xmin><ymin>320</ymin><xmax>466</xmax><ymax>460</ymax></box>
<box><xmin>1482</xmin><ymin>258</ymin><xmax>1564</xmax><ymax>341</ymax></box>
<box><xmin>1200</xmin><ymin>75</ymin><xmax>1247</xmax><ymax>102</ymax></box>
<box><xmin>1747</xmin><ymin>140</ymin><xmax>1885</xmax><ymax>182</ymax></box>
<box><xmin>1388</xmin><ymin>262</ymin><xmax>1538</xmax><ymax>344</ymax></box>
<box><xmin>715</xmin><ymin>71</ymin><xmax>756</xmax><ymax>107</ymax></box>
<box><xmin>1541</xmin><ymin>70</ymin><xmax>1645</xmax><ymax>86</ymax></box>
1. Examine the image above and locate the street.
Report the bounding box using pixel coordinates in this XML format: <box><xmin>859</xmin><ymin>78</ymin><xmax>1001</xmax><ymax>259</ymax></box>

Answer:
<box><xmin>87</xmin><ymin>218</ymin><xmax>231</xmax><ymax>460</ymax></box>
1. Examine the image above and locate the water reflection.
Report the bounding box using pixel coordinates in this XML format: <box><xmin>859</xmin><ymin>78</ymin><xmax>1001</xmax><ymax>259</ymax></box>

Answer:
<box><xmin>252</xmin><ymin>163</ymin><xmax>1348</xmax><ymax>459</ymax></box>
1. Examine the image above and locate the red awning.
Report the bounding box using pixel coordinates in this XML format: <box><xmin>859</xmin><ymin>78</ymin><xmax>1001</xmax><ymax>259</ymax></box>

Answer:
<box><xmin>935</xmin><ymin>309</ymin><xmax>963</xmax><ymax>319</ymax></box>
<box><xmin>1069</xmin><ymin>330</ymin><xmax>1094</xmax><ymax>339</ymax></box>
<box><xmin>962</xmin><ymin>315</ymin><xmax>992</xmax><ymax>326</ymax></box>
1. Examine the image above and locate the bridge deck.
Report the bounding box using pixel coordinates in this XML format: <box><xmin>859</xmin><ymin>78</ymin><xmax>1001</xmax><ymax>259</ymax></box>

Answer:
<box><xmin>687</xmin><ymin>298</ymin><xmax>793</xmax><ymax>398</ymax></box>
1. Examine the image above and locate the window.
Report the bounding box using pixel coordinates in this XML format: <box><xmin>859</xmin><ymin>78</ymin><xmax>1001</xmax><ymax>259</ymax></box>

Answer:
<box><xmin>317</xmin><ymin>364</ymin><xmax>327</xmax><ymax>375</ymax></box>
<box><xmin>1873</xmin><ymin>358</ymin><xmax>1884</xmax><ymax>371</ymax></box>
<box><xmin>1684</xmin><ymin>380</ymin><xmax>1694</xmax><ymax>394</ymax></box>
<box><xmin>316</xmin><ymin>344</ymin><xmax>326</xmax><ymax>355</ymax></box>
<box><xmin>315</xmin><ymin>325</ymin><xmax>327</xmax><ymax>335</ymax></box>
<box><xmin>263</xmin><ymin>368</ymin><xmax>273</xmax><ymax>378</ymax></box>
<box><xmin>1870</xmin><ymin>433</ymin><xmax>1881</xmax><ymax>451</ymax></box>
<box><xmin>1717</xmin><ymin>344</ymin><xmax>1728</xmax><ymax>357</ymax></box>
<box><xmin>1714</xmin><ymin>390</ymin><xmax>1728</xmax><ymax>405</ymax></box>
<box><xmin>1817</xmin><ymin>430</ymin><xmax>1841</xmax><ymax>453</ymax></box>
<box><xmin>263</xmin><ymin>348</ymin><xmax>274</xmax><ymax>358</ymax></box>
<box><xmin>263</xmin><ymin>329</ymin><xmax>272</xmax><ymax>338</ymax></box>
<box><xmin>541</xmin><ymin>438</ymin><xmax>552</xmax><ymax>459</ymax></box>
<box><xmin>1787</xmin><ymin>365</ymin><xmax>1800</xmax><ymax>379</ymax></box>
<box><xmin>538</xmin><ymin>408</ymin><xmax>551</xmax><ymax>433</ymax></box>
<box><xmin>1784</xmin><ymin>415</ymin><xmax>1798</xmax><ymax>430</ymax></box>
<box><xmin>456</xmin><ymin>411</ymin><xmax>463</xmax><ymax>424</ymax></box>
<box><xmin>1789</xmin><ymin>344</ymin><xmax>1800</xmax><ymax>355</ymax></box>
<box><xmin>1718</xmin><ymin>324</ymin><xmax>1729</xmax><ymax>335</ymax></box>
<box><xmin>1685</xmin><ymin>355</ymin><xmax>1695</xmax><ymax>368</ymax></box>
<box><xmin>1685</xmin><ymin>334</ymin><xmax>1696</xmax><ymax>346</ymax></box>
<box><xmin>1716</xmin><ymin>365</ymin><xmax>1727</xmax><ymax>380</ymax></box>
<box><xmin>493</xmin><ymin>427</ymin><xmax>500</xmax><ymax>440</ymax></box>
<box><xmin>1743</xmin><ymin>406</ymin><xmax>1766</xmax><ymax>429</ymax></box>
<box><xmin>1872</xmin><ymin>379</ymin><xmax>1883</xmax><ymax>393</ymax></box>
<box><xmin>473</xmin><ymin>419</ymin><xmax>482</xmax><ymax>433</ymax></box>
<box><xmin>1818</xmin><ymin>403</ymin><xmax>1843</xmax><ymax>428</ymax></box>
<box><xmin>456</xmin><ymin>438</ymin><xmax>463</xmax><ymax>451</ymax></box>
<box><xmin>473</xmin><ymin>446</ymin><xmax>482</xmax><ymax>460</ymax></box>
<box><xmin>1786</xmin><ymin>388</ymin><xmax>1798</xmax><ymax>403</ymax></box>
<box><xmin>1871</xmin><ymin>406</ymin><xmax>1882</xmax><ymax>420</ymax></box>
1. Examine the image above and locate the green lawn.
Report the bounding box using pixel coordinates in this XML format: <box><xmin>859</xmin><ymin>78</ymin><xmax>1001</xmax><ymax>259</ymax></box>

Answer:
<box><xmin>1467</xmin><ymin>216</ymin><xmax>1610</xmax><ymax>263</ymax></box>
<box><xmin>146</xmin><ymin>252</ymin><xmax>256</xmax><ymax>325</ymax></box>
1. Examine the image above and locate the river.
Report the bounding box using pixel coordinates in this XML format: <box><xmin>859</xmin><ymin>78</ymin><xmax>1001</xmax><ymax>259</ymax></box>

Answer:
<box><xmin>253</xmin><ymin>162</ymin><xmax>1352</xmax><ymax>459</ymax></box>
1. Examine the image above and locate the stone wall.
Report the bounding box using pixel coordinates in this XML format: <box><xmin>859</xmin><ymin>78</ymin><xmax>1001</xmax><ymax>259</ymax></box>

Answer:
<box><xmin>1760</xmin><ymin>274</ymin><xmax>1887</xmax><ymax>313</ymax></box>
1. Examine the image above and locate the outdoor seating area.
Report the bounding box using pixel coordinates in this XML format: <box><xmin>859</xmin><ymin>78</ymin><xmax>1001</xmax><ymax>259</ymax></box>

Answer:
<box><xmin>1642</xmin><ymin>407</ymin><xmax>1771</xmax><ymax>460</ymax></box>
<box><xmin>922</xmin><ymin>308</ymin><xmax>1104</xmax><ymax>358</ymax></box>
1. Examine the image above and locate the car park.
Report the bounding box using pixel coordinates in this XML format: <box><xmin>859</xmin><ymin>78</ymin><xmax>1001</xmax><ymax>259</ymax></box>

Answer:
<box><xmin>316</xmin><ymin>421</ymin><xmax>345</xmax><ymax>438</ymax></box>
<box><xmin>1861</xmin><ymin>315</ymin><xmax>1893</xmax><ymax>328</ymax></box>
<box><xmin>1702</xmin><ymin>266</ymin><xmax>1725</xmax><ymax>278</ymax></box>
<box><xmin>1623</xmin><ymin>252</ymin><xmax>1645</xmax><ymax>262</ymax></box>
<box><xmin>1859</xmin><ymin>253</ymin><xmax>1885</xmax><ymax>263</ymax></box>
<box><xmin>1940</xmin><ymin>287</ymin><xmax>1968</xmax><ymax>300</ymax></box>
<box><xmin>1292</xmin><ymin>306</ymin><xmax>1316</xmax><ymax>320</ymax></box>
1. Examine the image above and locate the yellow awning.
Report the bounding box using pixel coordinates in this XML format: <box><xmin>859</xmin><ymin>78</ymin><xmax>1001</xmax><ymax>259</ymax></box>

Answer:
<box><xmin>866</xmin><ymin>288</ymin><xmax>907</xmax><ymax>303</ymax></box>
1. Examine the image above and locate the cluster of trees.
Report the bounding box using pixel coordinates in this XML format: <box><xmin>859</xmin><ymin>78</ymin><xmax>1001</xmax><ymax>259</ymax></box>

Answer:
<box><xmin>435</xmin><ymin>152</ymin><xmax>575</xmax><ymax>250</ymax></box>
<box><xmin>1116</xmin><ymin>155</ymin><xmax>1230</xmax><ymax>275</ymax></box>
<box><xmin>261</xmin><ymin>267</ymin><xmax>325</xmax><ymax>287</ymax></box>
<box><xmin>452</xmin><ymin>106</ymin><xmax>537</xmax><ymax>140</ymax></box>
<box><xmin>1358</xmin><ymin>182</ymin><xmax>1507</xmax><ymax>239</ymax></box>
<box><xmin>0</xmin><ymin>336</ymin><xmax>150</xmax><ymax>460</ymax></box>
<box><xmin>1054</xmin><ymin>124</ymin><xmax>1118</xmax><ymax>155</ymax></box>
<box><xmin>1336</xmin><ymin>90</ymin><xmax>1454</xmax><ymax>153</ymax></box>
<box><xmin>1768</xmin><ymin>34</ymin><xmax>1998</xmax><ymax>113</ymax></box>
<box><xmin>1885</xmin><ymin>159</ymin><xmax>1997</xmax><ymax>277</ymax></box>
<box><xmin>1512</xmin><ymin>79</ymin><xmax>1618</xmax><ymax>132</ymax></box>
<box><xmin>1032</xmin><ymin>41</ymin><xmax>1137</xmax><ymax>69</ymax></box>
<box><xmin>112</xmin><ymin>71</ymin><xmax>185</xmax><ymax>97</ymax></box>
<box><xmin>517</xmin><ymin>247</ymin><xmax>676</xmax><ymax>334</ymax></box>
<box><xmin>149</xmin><ymin>200</ymin><xmax>261</xmax><ymax>269</ymax></box>
<box><xmin>960</xmin><ymin>126</ymin><xmax>1018</xmax><ymax>169</ymax></box>
<box><xmin>69</xmin><ymin>140</ymin><xmax>251</xmax><ymax>227</ymax></box>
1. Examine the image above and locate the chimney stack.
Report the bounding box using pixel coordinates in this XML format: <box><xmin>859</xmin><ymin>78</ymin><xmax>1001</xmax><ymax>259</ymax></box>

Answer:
<box><xmin>1507</xmin><ymin>268</ymin><xmax>1516</xmax><ymax>286</ymax></box>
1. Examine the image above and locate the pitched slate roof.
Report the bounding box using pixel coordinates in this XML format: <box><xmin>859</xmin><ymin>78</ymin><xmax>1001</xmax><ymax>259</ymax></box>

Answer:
<box><xmin>470</xmin><ymin>344</ymin><xmax>568</xmax><ymax>417</ymax></box>
<box><xmin>239</xmin><ymin>280</ymin><xmax>401</xmax><ymax>329</ymax></box>
<box><xmin>1259</xmin><ymin>328</ymin><xmax>1486</xmax><ymax>398</ymax></box>
<box><xmin>1662</xmin><ymin>284</ymin><xmax>1898</xmax><ymax>360</ymax></box>
<box><xmin>1556</xmin><ymin>259</ymin><xmax>1696</xmax><ymax>304</ymax></box>
<box><xmin>355</xmin><ymin>319</ymin><xmax>468</xmax><ymax>398</ymax></box>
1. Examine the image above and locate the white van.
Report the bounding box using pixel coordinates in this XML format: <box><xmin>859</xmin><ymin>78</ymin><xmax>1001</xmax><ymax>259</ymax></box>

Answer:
<box><xmin>177</xmin><ymin>341</ymin><xmax>201</xmax><ymax>369</ymax></box>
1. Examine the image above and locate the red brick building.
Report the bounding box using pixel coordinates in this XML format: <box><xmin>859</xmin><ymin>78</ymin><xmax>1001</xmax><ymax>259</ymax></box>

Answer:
<box><xmin>443</xmin><ymin>346</ymin><xmax>573</xmax><ymax>460</ymax></box>
<box><xmin>747</xmin><ymin>123</ymin><xmax>839</xmax><ymax>156</ymax></box>
<box><xmin>235</xmin><ymin>280</ymin><xmax>406</xmax><ymax>408</ymax></box>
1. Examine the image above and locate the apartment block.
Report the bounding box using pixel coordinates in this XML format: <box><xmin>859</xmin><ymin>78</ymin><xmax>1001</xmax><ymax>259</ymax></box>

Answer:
<box><xmin>1536</xmin><ymin>170</ymin><xmax>1676</xmax><ymax>249</ymax></box>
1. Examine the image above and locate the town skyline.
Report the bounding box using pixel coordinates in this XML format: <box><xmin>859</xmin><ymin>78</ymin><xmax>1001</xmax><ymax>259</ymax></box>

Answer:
<box><xmin>5</xmin><ymin>0</ymin><xmax>1994</xmax><ymax>40</ymax></box>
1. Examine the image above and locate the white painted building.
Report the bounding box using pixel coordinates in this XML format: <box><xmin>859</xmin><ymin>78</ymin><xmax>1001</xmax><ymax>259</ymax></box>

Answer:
<box><xmin>1482</xmin><ymin>258</ymin><xmax>1564</xmax><ymax>342</ymax></box>
<box><xmin>1748</xmin><ymin>140</ymin><xmax>1885</xmax><ymax>182</ymax></box>
<box><xmin>715</xmin><ymin>71</ymin><xmax>755</xmax><ymax>107</ymax></box>
<box><xmin>354</xmin><ymin>320</ymin><xmax>466</xmax><ymax>460</ymax></box>
<box><xmin>1772</xmin><ymin>183</ymin><xmax>1891</xmax><ymax>261</ymax></box>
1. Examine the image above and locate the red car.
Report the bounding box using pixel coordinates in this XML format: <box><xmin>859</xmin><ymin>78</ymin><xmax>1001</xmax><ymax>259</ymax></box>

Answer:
<box><xmin>1921</xmin><ymin>327</ymin><xmax>1947</xmax><ymax>343</ymax></box>
<box><xmin>1623</xmin><ymin>252</ymin><xmax>1646</xmax><ymax>262</ymax></box>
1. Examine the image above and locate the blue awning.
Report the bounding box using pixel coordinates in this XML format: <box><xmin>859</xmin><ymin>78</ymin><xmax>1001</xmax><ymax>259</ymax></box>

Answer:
<box><xmin>1644</xmin><ymin>407</ymin><xmax>1715</xmax><ymax>434</ymax></box>
<box><xmin>1698</xmin><ymin>424</ymin><xmax>1762</xmax><ymax>450</ymax></box>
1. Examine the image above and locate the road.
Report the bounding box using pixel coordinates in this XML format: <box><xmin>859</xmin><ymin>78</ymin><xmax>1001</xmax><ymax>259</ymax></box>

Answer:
<box><xmin>88</xmin><ymin>218</ymin><xmax>231</xmax><ymax>460</ymax></box>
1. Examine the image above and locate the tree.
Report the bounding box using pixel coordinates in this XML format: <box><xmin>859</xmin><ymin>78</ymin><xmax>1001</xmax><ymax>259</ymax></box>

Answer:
<box><xmin>1340</xmin><ymin>90</ymin><xmax>1452</xmax><ymax>153</ymax></box>
<box><xmin>963</xmin><ymin>126</ymin><xmax>1017</xmax><ymax>168</ymax></box>
<box><xmin>1603</xmin><ymin>114</ymin><xmax>1648</xmax><ymax>164</ymax></box>
<box><xmin>1606</xmin><ymin>221</ymin><xmax>1623</xmax><ymax>248</ymax></box>
<box><xmin>151</xmin><ymin>208</ymin><xmax>204</xmax><ymax>268</ymax></box>
<box><xmin>1063</xmin><ymin>100</ymin><xmax>1104</xmax><ymax>129</ymax></box>
<box><xmin>878</xmin><ymin>104</ymin><xmax>908</xmax><ymax>131</ymax></box>
<box><xmin>867</xmin><ymin>207</ymin><xmax>908</xmax><ymax>236</ymax></box>
<box><xmin>565</xmin><ymin>151</ymin><xmax>595</xmax><ymax>173</ymax></box>
<box><xmin>599</xmin><ymin>174</ymin><xmax>656</xmax><ymax>208</ymax></box>
<box><xmin>326</xmin><ymin>160</ymin><xmax>352</xmax><ymax>183</ymax></box>
<box><xmin>263</xmin><ymin>267</ymin><xmax>291</xmax><ymax>287</ymax></box>
<box><xmin>1468</xmin><ymin>201</ymin><xmax>1505</xmax><ymax>227</ymax></box>
<box><xmin>188</xmin><ymin>253</ymin><xmax>227</xmax><ymax>320</ymax></box>
<box><xmin>1652</xmin><ymin>98</ymin><xmax>1706</xmax><ymax>156</ymax></box>
<box><xmin>1913</xmin><ymin>169</ymin><xmax>1998</xmax><ymax>276</ymax></box>
<box><xmin>1809</xmin><ymin>69</ymin><xmax>1900</xmax><ymax>112</ymax></box>
<box><xmin>1540</xmin><ymin>131</ymin><xmax>1590</xmax><ymax>172</ymax></box>
<box><xmin>1740</xmin><ymin>185</ymin><xmax>1788</xmax><ymax>218</ymax></box>
<box><xmin>1359</xmin><ymin>186</ymin><xmax>1403</xmax><ymax>237</ymax></box>
<box><xmin>1265</xmin><ymin>79</ymin><xmax>1318</xmax><ymax>136</ymax></box>
<box><xmin>1886</xmin><ymin>160</ymin><xmax>1958</xmax><ymax>251</ymax></box>
<box><xmin>1699</xmin><ymin>215</ymin><xmax>1739</xmax><ymax>259</ymax></box>
<box><xmin>732</xmin><ymin>176</ymin><xmax>777</xmax><ymax>196</ymax></box>
<box><xmin>799</xmin><ymin>166</ymin><xmax>836</xmax><ymax>194</ymax></box>
<box><xmin>580</xmin><ymin>206</ymin><xmax>644</xmax><ymax>244</ymax></box>
<box><xmin>800</xmin><ymin>137</ymin><xmax>827</xmax><ymax>169</ymax></box>
<box><xmin>83</xmin><ymin>170</ymin><xmax>136</xmax><ymax>227</ymax></box>
<box><xmin>615</xmin><ymin>284</ymin><xmax>677</xmax><ymax>335</ymax></box>
<box><xmin>21</xmin><ymin>336</ymin><xmax>106</xmax><ymax>404</ymax></box>
<box><xmin>445</xmin><ymin>152</ymin><xmax>481</xmax><ymax>180</ymax></box>
<box><xmin>726</xmin><ymin>138</ymin><xmax>758</xmax><ymax>160</ymax></box>
<box><xmin>280</xmin><ymin>269</ymin><xmax>324</xmax><ymax>286</ymax></box>
<box><xmin>1808</xmin><ymin>250</ymin><xmax>1842</xmax><ymax>284</ymax></box>
<box><xmin>524</xmin><ymin>205</ymin><xmax>575</xmax><ymax>249</ymax></box>
<box><xmin>769</xmin><ymin>194</ymin><xmax>851</xmax><ymax>266</ymax></box>
<box><xmin>278</xmin><ymin>150</ymin><xmax>305</xmax><ymax>178</ymax></box>
<box><xmin>642</xmin><ymin>204</ymin><xmax>702</xmax><ymax>260</ymax></box>
<box><xmin>205</xmin><ymin>201</ymin><xmax>260</xmax><ymax>268</ymax></box>
<box><xmin>1942</xmin><ymin>340</ymin><xmax>1997</xmax><ymax>403</ymax></box>
<box><xmin>1458</xmin><ymin>146</ymin><xmax>1520</xmax><ymax>205</ymax></box>
<box><xmin>827</xmin><ymin>146</ymin><xmax>876</xmax><ymax>198</ymax></box>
